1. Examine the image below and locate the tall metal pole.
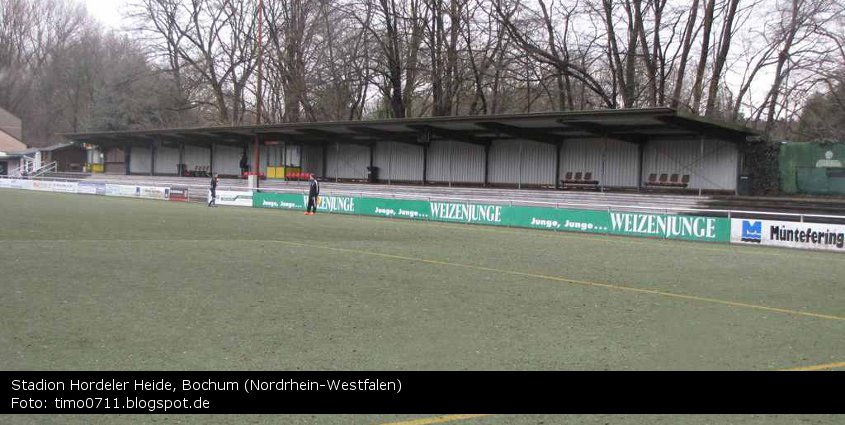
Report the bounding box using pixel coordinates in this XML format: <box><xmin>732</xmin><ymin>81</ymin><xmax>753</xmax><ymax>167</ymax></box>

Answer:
<box><xmin>253</xmin><ymin>0</ymin><xmax>264</xmax><ymax>189</ymax></box>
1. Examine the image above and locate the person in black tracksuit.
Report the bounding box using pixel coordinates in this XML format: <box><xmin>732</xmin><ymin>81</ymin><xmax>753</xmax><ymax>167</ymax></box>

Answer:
<box><xmin>208</xmin><ymin>173</ymin><xmax>218</xmax><ymax>207</ymax></box>
<box><xmin>239</xmin><ymin>152</ymin><xmax>248</xmax><ymax>175</ymax></box>
<box><xmin>305</xmin><ymin>174</ymin><xmax>319</xmax><ymax>215</ymax></box>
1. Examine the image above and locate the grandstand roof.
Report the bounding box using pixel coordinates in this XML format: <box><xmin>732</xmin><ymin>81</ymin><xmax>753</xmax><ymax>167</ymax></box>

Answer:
<box><xmin>63</xmin><ymin>107</ymin><xmax>759</xmax><ymax>148</ymax></box>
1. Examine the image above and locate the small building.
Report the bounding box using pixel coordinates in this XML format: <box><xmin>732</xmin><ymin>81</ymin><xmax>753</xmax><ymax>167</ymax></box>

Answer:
<box><xmin>0</xmin><ymin>107</ymin><xmax>27</xmax><ymax>176</ymax></box>
<box><xmin>39</xmin><ymin>143</ymin><xmax>87</xmax><ymax>172</ymax></box>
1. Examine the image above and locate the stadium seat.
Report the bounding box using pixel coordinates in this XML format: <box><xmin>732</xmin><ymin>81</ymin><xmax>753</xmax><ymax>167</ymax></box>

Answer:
<box><xmin>646</xmin><ymin>172</ymin><xmax>689</xmax><ymax>189</ymax></box>
<box><xmin>562</xmin><ymin>171</ymin><xmax>599</xmax><ymax>190</ymax></box>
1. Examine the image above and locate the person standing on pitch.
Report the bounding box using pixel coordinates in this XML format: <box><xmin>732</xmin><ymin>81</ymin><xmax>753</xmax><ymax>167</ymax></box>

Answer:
<box><xmin>305</xmin><ymin>174</ymin><xmax>319</xmax><ymax>215</ymax></box>
<box><xmin>208</xmin><ymin>173</ymin><xmax>219</xmax><ymax>207</ymax></box>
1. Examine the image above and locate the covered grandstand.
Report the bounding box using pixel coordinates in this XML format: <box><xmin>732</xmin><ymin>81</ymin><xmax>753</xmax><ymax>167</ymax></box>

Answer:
<box><xmin>64</xmin><ymin>108</ymin><xmax>758</xmax><ymax>194</ymax></box>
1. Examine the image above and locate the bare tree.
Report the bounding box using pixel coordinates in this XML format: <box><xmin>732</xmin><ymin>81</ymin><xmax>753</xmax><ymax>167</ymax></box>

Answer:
<box><xmin>704</xmin><ymin>0</ymin><xmax>740</xmax><ymax>117</ymax></box>
<box><xmin>690</xmin><ymin>0</ymin><xmax>715</xmax><ymax>113</ymax></box>
<box><xmin>669</xmin><ymin>0</ymin><xmax>699</xmax><ymax>109</ymax></box>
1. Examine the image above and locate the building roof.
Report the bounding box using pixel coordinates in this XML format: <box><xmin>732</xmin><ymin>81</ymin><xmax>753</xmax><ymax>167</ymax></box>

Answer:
<box><xmin>63</xmin><ymin>108</ymin><xmax>760</xmax><ymax>149</ymax></box>
<box><xmin>0</xmin><ymin>128</ymin><xmax>27</xmax><ymax>153</ymax></box>
<box><xmin>0</xmin><ymin>106</ymin><xmax>23</xmax><ymax>141</ymax></box>
<box><xmin>39</xmin><ymin>142</ymin><xmax>79</xmax><ymax>152</ymax></box>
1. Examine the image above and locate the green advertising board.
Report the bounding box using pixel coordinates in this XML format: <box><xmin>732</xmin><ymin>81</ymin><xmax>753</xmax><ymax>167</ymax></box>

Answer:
<box><xmin>505</xmin><ymin>205</ymin><xmax>610</xmax><ymax>234</ymax></box>
<box><xmin>253</xmin><ymin>192</ymin><xmax>358</xmax><ymax>214</ymax></box>
<box><xmin>253</xmin><ymin>192</ymin><xmax>304</xmax><ymax>210</ymax></box>
<box><xmin>253</xmin><ymin>191</ymin><xmax>730</xmax><ymax>243</ymax></box>
<box><xmin>606</xmin><ymin>211</ymin><xmax>729</xmax><ymax>242</ymax></box>
<box><xmin>356</xmin><ymin>197</ymin><xmax>432</xmax><ymax>220</ymax></box>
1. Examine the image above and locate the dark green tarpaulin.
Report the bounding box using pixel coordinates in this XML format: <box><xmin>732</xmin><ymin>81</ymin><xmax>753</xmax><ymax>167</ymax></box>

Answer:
<box><xmin>779</xmin><ymin>142</ymin><xmax>845</xmax><ymax>195</ymax></box>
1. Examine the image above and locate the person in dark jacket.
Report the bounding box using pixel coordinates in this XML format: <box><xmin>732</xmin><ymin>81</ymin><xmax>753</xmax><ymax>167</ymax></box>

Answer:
<box><xmin>305</xmin><ymin>174</ymin><xmax>319</xmax><ymax>215</ymax></box>
<box><xmin>239</xmin><ymin>152</ymin><xmax>248</xmax><ymax>175</ymax></box>
<box><xmin>208</xmin><ymin>173</ymin><xmax>219</xmax><ymax>207</ymax></box>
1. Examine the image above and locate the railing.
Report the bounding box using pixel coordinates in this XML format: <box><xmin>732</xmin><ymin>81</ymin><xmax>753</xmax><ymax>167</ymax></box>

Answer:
<box><xmin>30</xmin><ymin>161</ymin><xmax>57</xmax><ymax>178</ymax></box>
<box><xmin>2</xmin><ymin>174</ymin><xmax>844</xmax><ymax>223</ymax></box>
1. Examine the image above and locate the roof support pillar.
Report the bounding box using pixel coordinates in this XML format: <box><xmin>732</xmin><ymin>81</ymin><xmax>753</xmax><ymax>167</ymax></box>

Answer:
<box><xmin>419</xmin><ymin>129</ymin><xmax>430</xmax><ymax>185</ymax></box>
<box><xmin>483</xmin><ymin>143</ymin><xmax>490</xmax><ymax>188</ymax></box>
<box><xmin>335</xmin><ymin>142</ymin><xmax>339</xmax><ymax>183</ymax></box>
<box><xmin>252</xmin><ymin>135</ymin><xmax>261</xmax><ymax>189</ymax></box>
<box><xmin>736</xmin><ymin>145</ymin><xmax>744</xmax><ymax>196</ymax></box>
<box><xmin>179</xmin><ymin>142</ymin><xmax>185</xmax><ymax>176</ymax></box>
<box><xmin>422</xmin><ymin>143</ymin><xmax>428</xmax><ymax>185</ymax></box>
<box><xmin>601</xmin><ymin>137</ymin><xmax>607</xmax><ymax>192</ymax></box>
<box><xmin>322</xmin><ymin>143</ymin><xmax>328</xmax><ymax>179</ymax></box>
<box><xmin>124</xmin><ymin>147</ymin><xmax>130</xmax><ymax>175</ymax></box>
<box><xmin>637</xmin><ymin>141</ymin><xmax>644</xmax><ymax>192</ymax></box>
<box><xmin>518</xmin><ymin>140</ymin><xmax>523</xmax><ymax>190</ymax></box>
<box><xmin>448</xmin><ymin>141</ymin><xmax>453</xmax><ymax>188</ymax></box>
<box><xmin>150</xmin><ymin>140</ymin><xmax>156</xmax><ymax>176</ymax></box>
<box><xmin>210</xmin><ymin>143</ymin><xmax>215</xmax><ymax>176</ymax></box>
<box><xmin>555</xmin><ymin>142</ymin><xmax>562</xmax><ymax>190</ymax></box>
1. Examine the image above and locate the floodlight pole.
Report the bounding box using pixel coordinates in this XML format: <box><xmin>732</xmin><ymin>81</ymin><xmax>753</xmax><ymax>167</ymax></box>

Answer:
<box><xmin>253</xmin><ymin>0</ymin><xmax>264</xmax><ymax>189</ymax></box>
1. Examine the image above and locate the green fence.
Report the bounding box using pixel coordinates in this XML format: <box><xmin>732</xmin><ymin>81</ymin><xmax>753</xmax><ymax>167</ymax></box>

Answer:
<box><xmin>254</xmin><ymin>192</ymin><xmax>730</xmax><ymax>243</ymax></box>
<box><xmin>779</xmin><ymin>143</ymin><xmax>845</xmax><ymax>195</ymax></box>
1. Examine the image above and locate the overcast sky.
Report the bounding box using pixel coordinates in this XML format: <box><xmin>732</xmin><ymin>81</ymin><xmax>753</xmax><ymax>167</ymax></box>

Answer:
<box><xmin>82</xmin><ymin>0</ymin><xmax>129</xmax><ymax>29</ymax></box>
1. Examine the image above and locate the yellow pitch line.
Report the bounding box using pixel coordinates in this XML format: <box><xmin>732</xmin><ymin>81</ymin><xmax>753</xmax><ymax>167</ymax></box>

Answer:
<box><xmin>9</xmin><ymin>238</ymin><xmax>843</xmax><ymax>321</ymax></box>
<box><xmin>780</xmin><ymin>361</ymin><xmax>845</xmax><ymax>371</ymax></box>
<box><xmin>379</xmin><ymin>414</ymin><xmax>491</xmax><ymax>425</ymax></box>
<box><xmin>271</xmin><ymin>239</ymin><xmax>845</xmax><ymax>322</ymax></box>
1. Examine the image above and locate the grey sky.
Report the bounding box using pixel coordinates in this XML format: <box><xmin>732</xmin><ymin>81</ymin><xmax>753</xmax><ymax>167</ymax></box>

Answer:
<box><xmin>82</xmin><ymin>0</ymin><xmax>128</xmax><ymax>29</ymax></box>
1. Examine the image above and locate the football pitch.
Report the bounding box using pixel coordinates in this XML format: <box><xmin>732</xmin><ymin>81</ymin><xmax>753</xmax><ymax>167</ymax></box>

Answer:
<box><xmin>1</xmin><ymin>188</ymin><xmax>842</xmax><ymax>425</ymax></box>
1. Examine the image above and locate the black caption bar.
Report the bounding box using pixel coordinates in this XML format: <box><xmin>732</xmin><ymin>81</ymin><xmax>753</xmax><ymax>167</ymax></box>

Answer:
<box><xmin>2</xmin><ymin>371</ymin><xmax>841</xmax><ymax>414</ymax></box>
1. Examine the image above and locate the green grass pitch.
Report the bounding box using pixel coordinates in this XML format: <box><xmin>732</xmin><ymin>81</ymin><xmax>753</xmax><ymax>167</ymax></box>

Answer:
<box><xmin>1</xmin><ymin>189</ymin><xmax>842</xmax><ymax>424</ymax></box>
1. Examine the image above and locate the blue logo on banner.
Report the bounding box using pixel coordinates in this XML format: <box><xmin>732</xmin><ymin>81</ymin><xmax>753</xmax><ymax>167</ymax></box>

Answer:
<box><xmin>741</xmin><ymin>220</ymin><xmax>762</xmax><ymax>243</ymax></box>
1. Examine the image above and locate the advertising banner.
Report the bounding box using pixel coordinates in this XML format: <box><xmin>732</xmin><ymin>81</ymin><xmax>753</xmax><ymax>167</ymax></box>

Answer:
<box><xmin>31</xmin><ymin>180</ymin><xmax>55</xmax><ymax>192</ymax></box>
<box><xmin>253</xmin><ymin>192</ymin><xmax>305</xmax><ymax>210</ymax></box>
<box><xmin>427</xmin><ymin>201</ymin><xmax>506</xmax><ymax>226</ymax></box>
<box><xmin>731</xmin><ymin>218</ymin><xmax>845</xmax><ymax>252</ymax></box>
<box><xmin>252</xmin><ymin>192</ymin><xmax>729</xmax><ymax>243</ymax></box>
<box><xmin>0</xmin><ymin>179</ymin><xmax>10</xmax><ymax>188</ymax></box>
<box><xmin>77</xmin><ymin>182</ymin><xmax>106</xmax><ymax>195</ymax></box>
<box><xmin>138</xmin><ymin>186</ymin><xmax>169</xmax><ymax>200</ymax></box>
<box><xmin>607</xmin><ymin>212</ymin><xmax>730</xmax><ymax>242</ymax></box>
<box><xmin>51</xmin><ymin>181</ymin><xmax>78</xmax><ymax>193</ymax></box>
<box><xmin>169</xmin><ymin>186</ymin><xmax>189</xmax><ymax>202</ymax></box>
<box><xmin>313</xmin><ymin>194</ymin><xmax>356</xmax><ymax>214</ymax></box>
<box><xmin>356</xmin><ymin>197</ymin><xmax>431</xmax><ymax>220</ymax></box>
<box><xmin>105</xmin><ymin>184</ymin><xmax>138</xmax><ymax>198</ymax></box>
<box><xmin>505</xmin><ymin>206</ymin><xmax>611</xmax><ymax>233</ymax></box>
<box><xmin>216</xmin><ymin>190</ymin><xmax>253</xmax><ymax>207</ymax></box>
